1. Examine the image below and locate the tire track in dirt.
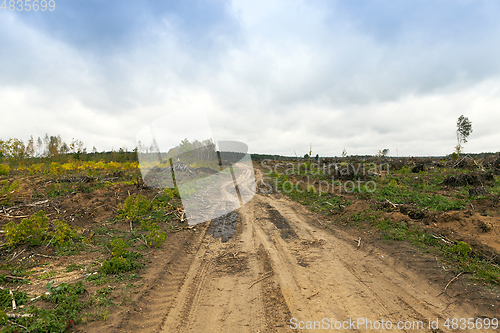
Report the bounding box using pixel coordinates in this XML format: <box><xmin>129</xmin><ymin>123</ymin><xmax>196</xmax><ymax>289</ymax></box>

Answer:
<box><xmin>102</xmin><ymin>223</ymin><xmax>209</xmax><ymax>333</ymax></box>
<box><xmin>159</xmin><ymin>212</ymin><xmax>268</xmax><ymax>333</ymax></box>
<box><xmin>156</xmin><ymin>192</ymin><xmax>479</xmax><ymax>332</ymax></box>
<box><xmin>257</xmin><ymin>194</ymin><xmax>485</xmax><ymax>332</ymax></box>
<box><xmin>108</xmin><ymin>166</ymin><xmax>495</xmax><ymax>332</ymax></box>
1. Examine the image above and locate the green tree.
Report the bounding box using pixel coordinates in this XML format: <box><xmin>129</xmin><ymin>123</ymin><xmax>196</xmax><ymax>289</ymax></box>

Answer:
<box><xmin>47</xmin><ymin>135</ymin><xmax>62</xmax><ymax>157</ymax></box>
<box><xmin>455</xmin><ymin>115</ymin><xmax>473</xmax><ymax>154</ymax></box>
<box><xmin>1</xmin><ymin>138</ymin><xmax>26</xmax><ymax>159</ymax></box>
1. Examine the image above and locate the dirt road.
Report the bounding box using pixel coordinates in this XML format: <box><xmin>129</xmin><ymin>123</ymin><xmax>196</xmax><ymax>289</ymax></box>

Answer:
<box><xmin>95</xmin><ymin>170</ymin><xmax>497</xmax><ymax>333</ymax></box>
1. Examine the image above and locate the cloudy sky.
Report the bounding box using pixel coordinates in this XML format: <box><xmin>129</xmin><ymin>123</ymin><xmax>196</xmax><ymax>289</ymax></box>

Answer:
<box><xmin>2</xmin><ymin>0</ymin><xmax>500</xmax><ymax>157</ymax></box>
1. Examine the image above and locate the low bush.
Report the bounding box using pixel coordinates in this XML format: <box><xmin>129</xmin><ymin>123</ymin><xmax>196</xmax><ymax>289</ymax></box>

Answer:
<box><xmin>4</xmin><ymin>211</ymin><xmax>81</xmax><ymax>248</ymax></box>
<box><xmin>4</xmin><ymin>211</ymin><xmax>48</xmax><ymax>247</ymax></box>
<box><xmin>100</xmin><ymin>238</ymin><xmax>143</xmax><ymax>275</ymax></box>
<box><xmin>0</xmin><ymin>164</ymin><xmax>10</xmax><ymax>175</ymax></box>
<box><xmin>117</xmin><ymin>194</ymin><xmax>151</xmax><ymax>223</ymax></box>
<box><xmin>1</xmin><ymin>282</ymin><xmax>87</xmax><ymax>332</ymax></box>
<box><xmin>0</xmin><ymin>180</ymin><xmax>19</xmax><ymax>205</ymax></box>
<box><xmin>100</xmin><ymin>252</ymin><xmax>143</xmax><ymax>275</ymax></box>
<box><xmin>140</xmin><ymin>220</ymin><xmax>168</xmax><ymax>248</ymax></box>
<box><xmin>50</xmin><ymin>219</ymin><xmax>81</xmax><ymax>246</ymax></box>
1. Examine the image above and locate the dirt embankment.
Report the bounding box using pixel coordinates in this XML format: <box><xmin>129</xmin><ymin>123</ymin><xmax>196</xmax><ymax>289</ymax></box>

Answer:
<box><xmin>100</xmin><ymin>180</ymin><xmax>499</xmax><ymax>332</ymax></box>
<box><xmin>3</xmin><ymin>166</ymin><xmax>499</xmax><ymax>332</ymax></box>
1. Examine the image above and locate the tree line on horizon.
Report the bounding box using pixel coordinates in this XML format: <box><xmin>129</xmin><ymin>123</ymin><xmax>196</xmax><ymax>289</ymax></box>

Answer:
<box><xmin>0</xmin><ymin>135</ymin><xmax>137</xmax><ymax>163</ymax></box>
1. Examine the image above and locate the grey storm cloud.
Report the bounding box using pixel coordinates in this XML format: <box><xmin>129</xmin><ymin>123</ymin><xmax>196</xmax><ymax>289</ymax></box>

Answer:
<box><xmin>1</xmin><ymin>0</ymin><xmax>500</xmax><ymax>156</ymax></box>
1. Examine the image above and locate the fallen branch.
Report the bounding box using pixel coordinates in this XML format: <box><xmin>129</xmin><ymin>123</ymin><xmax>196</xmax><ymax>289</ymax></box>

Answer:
<box><xmin>137</xmin><ymin>236</ymin><xmax>151</xmax><ymax>249</ymax></box>
<box><xmin>307</xmin><ymin>290</ymin><xmax>320</xmax><ymax>300</ymax></box>
<box><xmin>431</xmin><ymin>233</ymin><xmax>455</xmax><ymax>245</ymax></box>
<box><xmin>52</xmin><ymin>205</ymin><xmax>60</xmax><ymax>214</ymax></box>
<box><xmin>7</xmin><ymin>313</ymin><xmax>34</xmax><ymax>318</ymax></box>
<box><xmin>33</xmin><ymin>253</ymin><xmax>56</xmax><ymax>259</ymax></box>
<box><xmin>472</xmin><ymin>159</ymin><xmax>485</xmax><ymax>171</ymax></box>
<box><xmin>46</xmin><ymin>235</ymin><xmax>56</xmax><ymax>248</ymax></box>
<box><xmin>249</xmin><ymin>271</ymin><xmax>274</xmax><ymax>289</ymax></box>
<box><xmin>0</xmin><ymin>214</ymin><xmax>30</xmax><ymax>219</ymax></box>
<box><xmin>0</xmin><ymin>190</ymin><xmax>17</xmax><ymax>199</ymax></box>
<box><xmin>437</xmin><ymin>271</ymin><xmax>466</xmax><ymax>296</ymax></box>
<box><xmin>9</xmin><ymin>249</ymin><xmax>26</xmax><ymax>262</ymax></box>
<box><xmin>10</xmin><ymin>289</ymin><xmax>16</xmax><ymax>310</ymax></box>
<box><xmin>385</xmin><ymin>200</ymin><xmax>397</xmax><ymax>208</ymax></box>
<box><xmin>1</xmin><ymin>212</ymin><xmax>53</xmax><ymax>219</ymax></box>
<box><xmin>0</xmin><ymin>275</ymin><xmax>26</xmax><ymax>283</ymax></box>
<box><xmin>7</xmin><ymin>320</ymin><xmax>28</xmax><ymax>331</ymax></box>
<box><xmin>104</xmin><ymin>245</ymin><xmax>113</xmax><ymax>255</ymax></box>
<box><xmin>25</xmin><ymin>199</ymin><xmax>49</xmax><ymax>207</ymax></box>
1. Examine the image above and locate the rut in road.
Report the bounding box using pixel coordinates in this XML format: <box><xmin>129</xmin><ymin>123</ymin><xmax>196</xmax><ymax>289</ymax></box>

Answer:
<box><xmin>152</xmin><ymin>192</ymin><xmax>482</xmax><ymax>333</ymax></box>
<box><xmin>110</xmin><ymin>224</ymin><xmax>209</xmax><ymax>332</ymax></box>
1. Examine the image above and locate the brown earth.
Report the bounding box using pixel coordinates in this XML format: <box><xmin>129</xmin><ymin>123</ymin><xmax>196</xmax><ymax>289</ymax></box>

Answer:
<box><xmin>88</xmin><ymin>169</ymin><xmax>500</xmax><ymax>333</ymax></box>
<box><xmin>2</xmin><ymin>167</ymin><xmax>500</xmax><ymax>332</ymax></box>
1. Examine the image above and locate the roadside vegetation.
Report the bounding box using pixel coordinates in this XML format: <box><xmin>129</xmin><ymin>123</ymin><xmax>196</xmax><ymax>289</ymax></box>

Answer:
<box><xmin>262</xmin><ymin>153</ymin><xmax>500</xmax><ymax>287</ymax></box>
<box><xmin>2</xmin><ymin>132</ymin><xmax>500</xmax><ymax>331</ymax></box>
<box><xmin>0</xmin><ymin>135</ymin><xmax>187</xmax><ymax>332</ymax></box>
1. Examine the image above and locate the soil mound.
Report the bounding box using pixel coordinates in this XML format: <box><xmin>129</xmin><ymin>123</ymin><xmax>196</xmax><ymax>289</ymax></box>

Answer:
<box><xmin>469</xmin><ymin>186</ymin><xmax>490</xmax><ymax>197</ymax></box>
<box><xmin>411</xmin><ymin>164</ymin><xmax>425</xmax><ymax>173</ymax></box>
<box><xmin>194</xmin><ymin>167</ymin><xmax>218</xmax><ymax>175</ymax></box>
<box><xmin>441</xmin><ymin>172</ymin><xmax>494</xmax><ymax>187</ymax></box>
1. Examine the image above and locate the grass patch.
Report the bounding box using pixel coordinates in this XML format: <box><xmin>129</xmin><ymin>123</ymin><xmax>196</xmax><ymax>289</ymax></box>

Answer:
<box><xmin>375</xmin><ymin>183</ymin><xmax>465</xmax><ymax>211</ymax></box>
<box><xmin>4</xmin><ymin>211</ymin><xmax>83</xmax><ymax>249</ymax></box>
<box><xmin>1</xmin><ymin>281</ymin><xmax>87</xmax><ymax>332</ymax></box>
<box><xmin>66</xmin><ymin>264</ymin><xmax>85</xmax><ymax>272</ymax></box>
<box><xmin>345</xmin><ymin>209</ymin><xmax>500</xmax><ymax>286</ymax></box>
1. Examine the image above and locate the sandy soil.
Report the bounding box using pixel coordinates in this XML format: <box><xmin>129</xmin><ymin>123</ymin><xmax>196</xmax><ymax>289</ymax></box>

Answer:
<box><xmin>3</xmin><ymin>165</ymin><xmax>499</xmax><ymax>332</ymax></box>
<box><xmin>83</xmin><ymin>170</ymin><xmax>499</xmax><ymax>332</ymax></box>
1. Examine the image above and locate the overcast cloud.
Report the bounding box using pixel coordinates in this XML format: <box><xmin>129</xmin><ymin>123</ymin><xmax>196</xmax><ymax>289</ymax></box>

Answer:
<box><xmin>1</xmin><ymin>0</ymin><xmax>500</xmax><ymax>156</ymax></box>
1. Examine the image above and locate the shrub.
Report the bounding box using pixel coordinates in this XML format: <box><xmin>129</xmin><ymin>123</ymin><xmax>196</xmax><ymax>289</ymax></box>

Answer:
<box><xmin>110</xmin><ymin>238</ymin><xmax>128</xmax><ymax>257</ymax></box>
<box><xmin>4</xmin><ymin>212</ymin><xmax>81</xmax><ymax>248</ymax></box>
<box><xmin>100</xmin><ymin>253</ymin><xmax>143</xmax><ymax>275</ymax></box>
<box><xmin>118</xmin><ymin>194</ymin><xmax>151</xmax><ymax>223</ymax></box>
<box><xmin>100</xmin><ymin>257</ymin><xmax>132</xmax><ymax>275</ymax></box>
<box><xmin>50</xmin><ymin>219</ymin><xmax>80</xmax><ymax>246</ymax></box>
<box><xmin>122</xmin><ymin>162</ymin><xmax>139</xmax><ymax>169</ymax></box>
<box><xmin>0</xmin><ymin>164</ymin><xmax>10</xmax><ymax>175</ymax></box>
<box><xmin>452</xmin><ymin>241</ymin><xmax>472</xmax><ymax>257</ymax></box>
<box><xmin>4</xmin><ymin>211</ymin><xmax>48</xmax><ymax>247</ymax></box>
<box><xmin>28</xmin><ymin>163</ymin><xmax>45</xmax><ymax>175</ymax></box>
<box><xmin>140</xmin><ymin>221</ymin><xmax>168</xmax><ymax>248</ymax></box>
<box><xmin>49</xmin><ymin>162</ymin><xmax>65</xmax><ymax>174</ymax></box>
<box><xmin>0</xmin><ymin>180</ymin><xmax>19</xmax><ymax>205</ymax></box>
<box><xmin>62</xmin><ymin>162</ymin><xmax>76</xmax><ymax>172</ymax></box>
<box><xmin>100</xmin><ymin>238</ymin><xmax>143</xmax><ymax>275</ymax></box>
<box><xmin>164</xmin><ymin>187</ymin><xmax>180</xmax><ymax>199</ymax></box>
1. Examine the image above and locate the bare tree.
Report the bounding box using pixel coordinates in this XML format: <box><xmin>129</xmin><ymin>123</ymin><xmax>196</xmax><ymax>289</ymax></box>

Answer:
<box><xmin>26</xmin><ymin>136</ymin><xmax>35</xmax><ymax>157</ymax></box>
<box><xmin>36</xmin><ymin>136</ymin><xmax>43</xmax><ymax>157</ymax></box>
